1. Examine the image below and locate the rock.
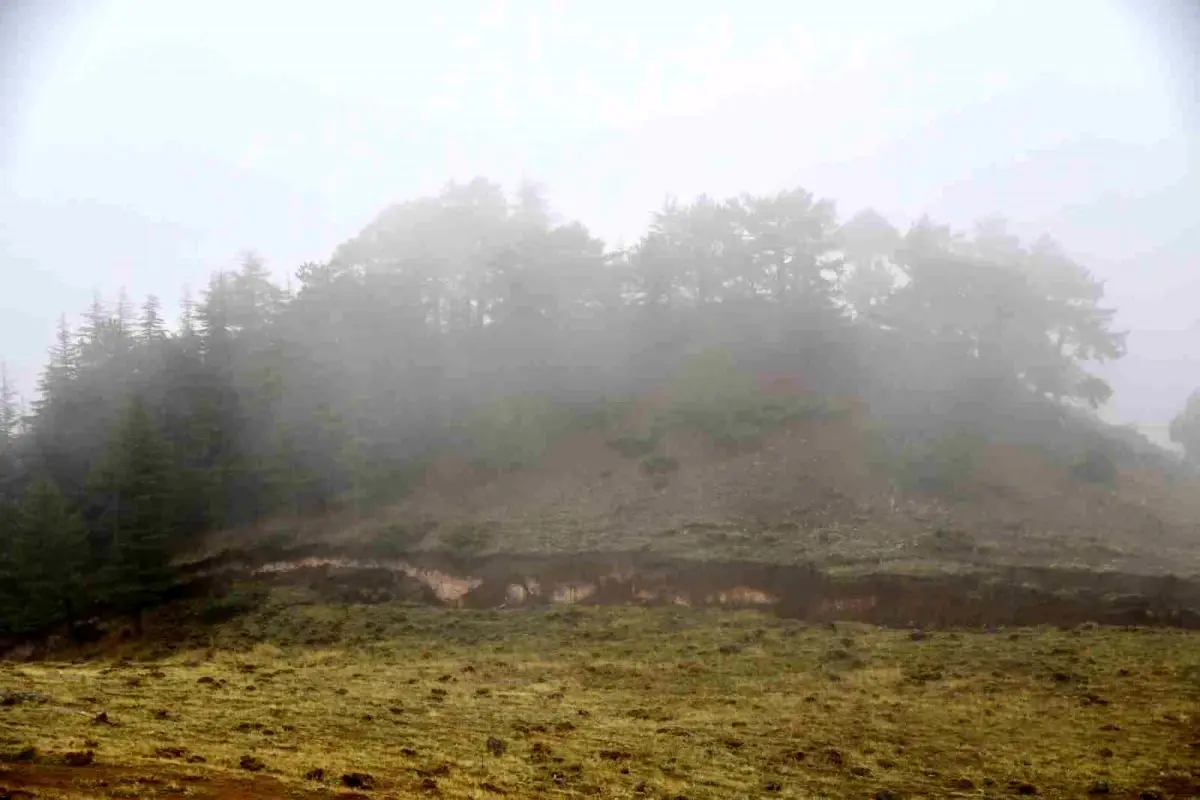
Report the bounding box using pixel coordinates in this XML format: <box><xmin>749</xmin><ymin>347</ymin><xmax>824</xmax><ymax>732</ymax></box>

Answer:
<box><xmin>480</xmin><ymin>781</ymin><xmax>507</xmax><ymax>794</ymax></box>
<box><xmin>952</xmin><ymin>778</ymin><xmax>975</xmax><ymax>790</ymax></box>
<box><xmin>92</xmin><ymin>712</ymin><xmax>114</xmax><ymax>725</ymax></box>
<box><xmin>341</xmin><ymin>772</ymin><xmax>375</xmax><ymax>789</ymax></box>
<box><xmin>599</xmin><ymin>750</ymin><xmax>631</xmax><ymax>761</ymax></box>
<box><xmin>0</xmin><ymin>690</ymin><xmax>48</xmax><ymax>707</ymax></box>
<box><xmin>63</xmin><ymin>750</ymin><xmax>94</xmax><ymax>767</ymax></box>
<box><xmin>1088</xmin><ymin>780</ymin><xmax>1112</xmax><ymax>795</ymax></box>
<box><xmin>420</xmin><ymin>777</ymin><xmax>438</xmax><ymax>791</ymax></box>
<box><xmin>765</xmin><ymin>781</ymin><xmax>782</xmax><ymax>792</ymax></box>
<box><xmin>9</xmin><ymin>746</ymin><xmax>37</xmax><ymax>762</ymax></box>
<box><xmin>875</xmin><ymin>791</ymin><xmax>898</xmax><ymax>800</ymax></box>
<box><xmin>186</xmin><ymin>755</ymin><xmax>206</xmax><ymax>763</ymax></box>
<box><xmin>239</xmin><ymin>755</ymin><xmax>265</xmax><ymax>772</ymax></box>
<box><xmin>909</xmin><ymin>630</ymin><xmax>928</xmax><ymax>641</ymax></box>
<box><xmin>155</xmin><ymin>747</ymin><xmax>186</xmax><ymax>759</ymax></box>
<box><xmin>487</xmin><ymin>737</ymin><xmax>507</xmax><ymax>756</ymax></box>
<box><xmin>304</xmin><ymin>768</ymin><xmax>325</xmax><ymax>781</ymax></box>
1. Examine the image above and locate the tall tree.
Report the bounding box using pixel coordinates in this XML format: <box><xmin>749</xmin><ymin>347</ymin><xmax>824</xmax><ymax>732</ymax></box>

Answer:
<box><xmin>0</xmin><ymin>475</ymin><xmax>88</xmax><ymax>635</ymax></box>
<box><xmin>92</xmin><ymin>397</ymin><xmax>176</xmax><ymax>631</ymax></box>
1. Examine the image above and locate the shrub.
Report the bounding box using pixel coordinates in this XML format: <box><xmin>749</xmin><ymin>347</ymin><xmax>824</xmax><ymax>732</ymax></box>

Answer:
<box><xmin>874</xmin><ymin>427</ymin><xmax>983</xmax><ymax>498</ymax></box>
<box><xmin>664</xmin><ymin>349</ymin><xmax>829</xmax><ymax>445</ymax></box>
<box><xmin>437</xmin><ymin>524</ymin><xmax>494</xmax><ymax>556</ymax></box>
<box><xmin>460</xmin><ymin>396</ymin><xmax>569</xmax><ymax>469</ymax></box>
<box><xmin>608</xmin><ymin>434</ymin><xmax>660</xmax><ymax>458</ymax></box>
<box><xmin>363</xmin><ymin>523</ymin><xmax>425</xmax><ymax>559</ymax></box>
<box><xmin>1071</xmin><ymin>446</ymin><xmax>1118</xmax><ymax>485</ymax></box>
<box><xmin>641</xmin><ymin>454</ymin><xmax>681</xmax><ymax>476</ymax></box>
<box><xmin>202</xmin><ymin>586</ymin><xmax>268</xmax><ymax>625</ymax></box>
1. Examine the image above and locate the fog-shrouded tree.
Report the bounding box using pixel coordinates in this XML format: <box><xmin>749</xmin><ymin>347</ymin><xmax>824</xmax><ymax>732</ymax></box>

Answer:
<box><xmin>90</xmin><ymin>396</ymin><xmax>177</xmax><ymax>632</ymax></box>
<box><xmin>0</xmin><ymin>474</ymin><xmax>89</xmax><ymax>635</ymax></box>
<box><xmin>0</xmin><ymin>178</ymin><xmax>1141</xmax><ymax>635</ymax></box>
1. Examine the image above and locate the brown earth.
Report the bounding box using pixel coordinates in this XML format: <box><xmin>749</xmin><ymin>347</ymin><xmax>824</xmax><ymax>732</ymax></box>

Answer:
<box><xmin>0</xmin><ymin>762</ymin><xmax>333</xmax><ymax>799</ymax></box>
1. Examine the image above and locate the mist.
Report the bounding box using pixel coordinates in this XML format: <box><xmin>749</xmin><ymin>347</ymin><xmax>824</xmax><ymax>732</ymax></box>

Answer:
<box><xmin>1</xmin><ymin>1</ymin><xmax>1195</xmax><ymax>440</ymax></box>
<box><xmin>4</xmin><ymin>8</ymin><xmax>1200</xmax><ymax>794</ymax></box>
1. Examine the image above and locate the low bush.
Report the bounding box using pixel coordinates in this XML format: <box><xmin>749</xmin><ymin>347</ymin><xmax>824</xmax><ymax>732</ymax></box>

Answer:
<box><xmin>202</xmin><ymin>586</ymin><xmax>268</xmax><ymax>625</ymax></box>
<box><xmin>664</xmin><ymin>349</ymin><xmax>830</xmax><ymax>445</ymax></box>
<box><xmin>459</xmin><ymin>396</ymin><xmax>569</xmax><ymax>469</ymax></box>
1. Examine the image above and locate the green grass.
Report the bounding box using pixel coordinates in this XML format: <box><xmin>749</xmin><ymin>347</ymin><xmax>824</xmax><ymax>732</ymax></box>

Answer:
<box><xmin>2</xmin><ymin>603</ymin><xmax>1198</xmax><ymax>798</ymax></box>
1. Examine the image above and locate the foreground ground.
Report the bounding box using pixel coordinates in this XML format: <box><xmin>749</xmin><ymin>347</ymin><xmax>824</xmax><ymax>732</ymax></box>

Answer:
<box><xmin>2</xmin><ymin>603</ymin><xmax>1199</xmax><ymax>799</ymax></box>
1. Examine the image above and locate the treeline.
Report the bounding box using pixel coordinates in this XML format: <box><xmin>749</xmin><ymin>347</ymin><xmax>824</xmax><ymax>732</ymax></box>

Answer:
<box><xmin>0</xmin><ymin>178</ymin><xmax>1127</xmax><ymax>636</ymax></box>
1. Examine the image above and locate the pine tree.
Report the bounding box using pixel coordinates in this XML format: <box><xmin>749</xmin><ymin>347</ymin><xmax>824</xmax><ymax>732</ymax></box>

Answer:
<box><xmin>0</xmin><ymin>475</ymin><xmax>88</xmax><ymax>634</ymax></box>
<box><xmin>92</xmin><ymin>397</ymin><xmax>176</xmax><ymax>632</ymax></box>
<box><xmin>0</xmin><ymin>362</ymin><xmax>21</xmax><ymax>502</ymax></box>
<box><xmin>37</xmin><ymin>315</ymin><xmax>77</xmax><ymax>406</ymax></box>
<box><xmin>139</xmin><ymin>294</ymin><xmax>166</xmax><ymax>343</ymax></box>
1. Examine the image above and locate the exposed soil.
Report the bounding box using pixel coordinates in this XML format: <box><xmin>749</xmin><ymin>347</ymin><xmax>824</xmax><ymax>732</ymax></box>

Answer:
<box><xmin>177</xmin><ymin>546</ymin><xmax>1200</xmax><ymax>631</ymax></box>
<box><xmin>0</xmin><ymin>762</ymin><xmax>332</xmax><ymax>799</ymax></box>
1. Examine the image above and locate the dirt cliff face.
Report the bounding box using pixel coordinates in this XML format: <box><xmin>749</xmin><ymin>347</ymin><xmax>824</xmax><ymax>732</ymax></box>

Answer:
<box><xmin>178</xmin><ymin>546</ymin><xmax>1200</xmax><ymax>630</ymax></box>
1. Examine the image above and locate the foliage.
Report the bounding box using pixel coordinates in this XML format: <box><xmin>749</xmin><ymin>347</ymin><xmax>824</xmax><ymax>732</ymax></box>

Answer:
<box><xmin>873</xmin><ymin>426</ymin><xmax>985</xmax><ymax>498</ymax></box>
<box><xmin>201</xmin><ymin>585</ymin><xmax>269</xmax><ymax>625</ymax></box>
<box><xmin>640</xmin><ymin>454</ymin><xmax>680</xmax><ymax>475</ymax></box>
<box><xmin>459</xmin><ymin>396</ymin><xmax>570</xmax><ymax>469</ymax></box>
<box><xmin>0</xmin><ymin>475</ymin><xmax>89</xmax><ymax>635</ymax></box>
<box><xmin>606</xmin><ymin>433</ymin><xmax>660</xmax><ymax>458</ymax></box>
<box><xmin>1071</xmin><ymin>446</ymin><xmax>1119</xmax><ymax>485</ymax></box>
<box><xmin>90</xmin><ymin>397</ymin><xmax>178</xmax><ymax>624</ymax></box>
<box><xmin>664</xmin><ymin>349</ymin><xmax>830</xmax><ymax>445</ymax></box>
<box><xmin>436</xmin><ymin>523</ymin><xmax>495</xmax><ymax>555</ymax></box>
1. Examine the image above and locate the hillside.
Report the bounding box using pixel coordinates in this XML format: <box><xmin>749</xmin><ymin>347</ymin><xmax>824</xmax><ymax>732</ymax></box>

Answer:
<box><xmin>6</xmin><ymin>178</ymin><xmax>1200</xmax><ymax>642</ymax></box>
<box><xmin>187</xmin><ymin>388</ymin><xmax>1197</xmax><ymax>576</ymax></box>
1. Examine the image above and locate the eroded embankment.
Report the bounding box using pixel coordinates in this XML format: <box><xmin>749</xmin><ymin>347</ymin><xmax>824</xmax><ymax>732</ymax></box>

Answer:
<box><xmin>178</xmin><ymin>545</ymin><xmax>1200</xmax><ymax>629</ymax></box>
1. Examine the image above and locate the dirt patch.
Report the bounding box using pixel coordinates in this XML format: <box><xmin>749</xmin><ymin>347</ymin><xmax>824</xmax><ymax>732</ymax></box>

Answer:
<box><xmin>0</xmin><ymin>762</ymin><xmax>330</xmax><ymax>799</ymax></box>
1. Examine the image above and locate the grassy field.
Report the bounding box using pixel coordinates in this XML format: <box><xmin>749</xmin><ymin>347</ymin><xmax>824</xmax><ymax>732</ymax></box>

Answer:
<box><xmin>2</xmin><ymin>600</ymin><xmax>1199</xmax><ymax>799</ymax></box>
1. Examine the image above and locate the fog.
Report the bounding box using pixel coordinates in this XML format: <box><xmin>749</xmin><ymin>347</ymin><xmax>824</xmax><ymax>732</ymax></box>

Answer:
<box><xmin>2</xmin><ymin>0</ymin><xmax>1198</xmax><ymax>445</ymax></box>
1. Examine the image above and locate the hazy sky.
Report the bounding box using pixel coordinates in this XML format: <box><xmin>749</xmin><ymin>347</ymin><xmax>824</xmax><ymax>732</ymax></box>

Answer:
<box><xmin>1</xmin><ymin>0</ymin><xmax>1197</xmax><ymax>437</ymax></box>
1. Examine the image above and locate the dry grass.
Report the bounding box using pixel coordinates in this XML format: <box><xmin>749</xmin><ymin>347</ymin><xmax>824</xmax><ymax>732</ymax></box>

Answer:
<box><xmin>3</xmin><ymin>603</ymin><xmax>1198</xmax><ymax>799</ymax></box>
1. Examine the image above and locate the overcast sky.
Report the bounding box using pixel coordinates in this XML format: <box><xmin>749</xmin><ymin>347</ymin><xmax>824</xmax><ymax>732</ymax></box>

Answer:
<box><xmin>1</xmin><ymin>0</ymin><xmax>1197</xmax><ymax>439</ymax></box>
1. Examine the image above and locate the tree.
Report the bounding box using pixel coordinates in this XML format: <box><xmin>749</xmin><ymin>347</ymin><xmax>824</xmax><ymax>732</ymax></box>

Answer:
<box><xmin>0</xmin><ymin>475</ymin><xmax>88</xmax><ymax>635</ymax></box>
<box><xmin>1169</xmin><ymin>391</ymin><xmax>1200</xmax><ymax>463</ymax></box>
<box><xmin>882</xmin><ymin>218</ymin><xmax>1125</xmax><ymax>411</ymax></box>
<box><xmin>92</xmin><ymin>397</ymin><xmax>176</xmax><ymax>631</ymax></box>
<box><xmin>0</xmin><ymin>362</ymin><xmax>22</xmax><ymax>501</ymax></box>
<box><xmin>139</xmin><ymin>294</ymin><xmax>167</xmax><ymax>343</ymax></box>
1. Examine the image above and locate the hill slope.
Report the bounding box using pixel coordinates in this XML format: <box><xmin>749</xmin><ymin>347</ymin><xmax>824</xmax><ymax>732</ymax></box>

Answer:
<box><xmin>197</xmin><ymin>400</ymin><xmax>1200</xmax><ymax>579</ymax></box>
